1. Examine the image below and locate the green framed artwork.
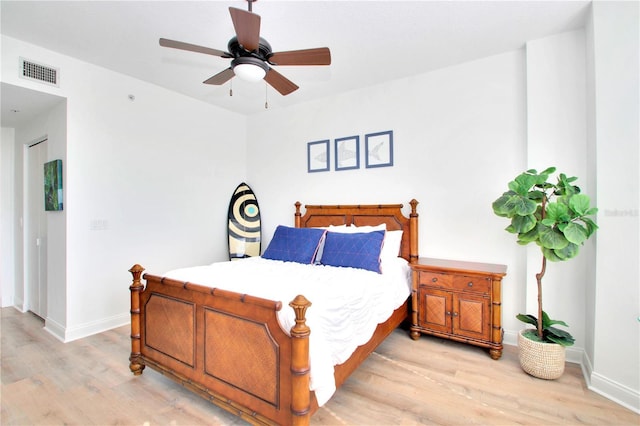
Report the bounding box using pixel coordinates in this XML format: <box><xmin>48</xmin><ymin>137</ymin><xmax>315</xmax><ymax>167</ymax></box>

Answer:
<box><xmin>44</xmin><ymin>159</ymin><xmax>63</xmax><ymax>211</ymax></box>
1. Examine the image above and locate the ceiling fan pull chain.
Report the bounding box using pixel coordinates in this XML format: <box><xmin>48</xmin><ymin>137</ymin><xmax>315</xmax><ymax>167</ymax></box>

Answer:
<box><xmin>229</xmin><ymin>79</ymin><xmax>233</xmax><ymax>97</ymax></box>
<box><xmin>264</xmin><ymin>82</ymin><xmax>269</xmax><ymax>109</ymax></box>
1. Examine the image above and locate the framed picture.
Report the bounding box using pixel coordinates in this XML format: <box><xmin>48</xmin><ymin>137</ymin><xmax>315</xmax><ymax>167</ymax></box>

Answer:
<box><xmin>365</xmin><ymin>130</ymin><xmax>394</xmax><ymax>168</ymax></box>
<box><xmin>335</xmin><ymin>135</ymin><xmax>360</xmax><ymax>171</ymax></box>
<box><xmin>44</xmin><ymin>159</ymin><xmax>63</xmax><ymax>211</ymax></box>
<box><xmin>307</xmin><ymin>140</ymin><xmax>330</xmax><ymax>173</ymax></box>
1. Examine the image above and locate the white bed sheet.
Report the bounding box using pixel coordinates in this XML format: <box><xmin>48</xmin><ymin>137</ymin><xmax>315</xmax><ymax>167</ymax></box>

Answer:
<box><xmin>163</xmin><ymin>256</ymin><xmax>411</xmax><ymax>406</ymax></box>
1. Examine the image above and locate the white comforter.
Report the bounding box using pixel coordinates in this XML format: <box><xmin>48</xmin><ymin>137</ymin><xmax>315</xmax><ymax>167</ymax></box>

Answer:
<box><xmin>163</xmin><ymin>256</ymin><xmax>411</xmax><ymax>406</ymax></box>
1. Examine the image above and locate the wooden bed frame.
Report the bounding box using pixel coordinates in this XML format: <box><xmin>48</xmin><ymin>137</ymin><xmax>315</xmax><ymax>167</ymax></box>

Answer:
<box><xmin>128</xmin><ymin>200</ymin><xmax>419</xmax><ymax>425</ymax></box>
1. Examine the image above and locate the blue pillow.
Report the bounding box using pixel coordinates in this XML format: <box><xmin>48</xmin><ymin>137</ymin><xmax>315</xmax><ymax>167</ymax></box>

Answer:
<box><xmin>262</xmin><ymin>225</ymin><xmax>326</xmax><ymax>264</ymax></box>
<box><xmin>320</xmin><ymin>230</ymin><xmax>385</xmax><ymax>273</ymax></box>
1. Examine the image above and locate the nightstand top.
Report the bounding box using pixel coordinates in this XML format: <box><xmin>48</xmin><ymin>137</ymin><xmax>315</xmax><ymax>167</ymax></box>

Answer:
<box><xmin>413</xmin><ymin>257</ymin><xmax>507</xmax><ymax>276</ymax></box>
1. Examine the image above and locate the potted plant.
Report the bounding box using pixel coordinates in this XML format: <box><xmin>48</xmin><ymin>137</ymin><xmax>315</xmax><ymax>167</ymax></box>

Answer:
<box><xmin>492</xmin><ymin>167</ymin><xmax>598</xmax><ymax>379</ymax></box>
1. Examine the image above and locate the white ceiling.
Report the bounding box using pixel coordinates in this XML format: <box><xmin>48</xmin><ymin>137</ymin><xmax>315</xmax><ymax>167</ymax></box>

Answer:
<box><xmin>1</xmin><ymin>0</ymin><xmax>591</xmax><ymax>121</ymax></box>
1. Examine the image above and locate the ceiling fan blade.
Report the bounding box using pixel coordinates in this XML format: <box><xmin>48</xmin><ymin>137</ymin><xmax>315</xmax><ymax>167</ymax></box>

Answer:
<box><xmin>264</xmin><ymin>68</ymin><xmax>299</xmax><ymax>96</ymax></box>
<box><xmin>159</xmin><ymin>38</ymin><xmax>229</xmax><ymax>57</ymax></box>
<box><xmin>203</xmin><ymin>68</ymin><xmax>235</xmax><ymax>85</ymax></box>
<box><xmin>269</xmin><ymin>48</ymin><xmax>331</xmax><ymax>66</ymax></box>
<box><xmin>229</xmin><ymin>7</ymin><xmax>261</xmax><ymax>51</ymax></box>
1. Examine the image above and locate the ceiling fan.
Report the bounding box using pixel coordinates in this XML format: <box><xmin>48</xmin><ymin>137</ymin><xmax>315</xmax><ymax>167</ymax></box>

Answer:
<box><xmin>159</xmin><ymin>0</ymin><xmax>331</xmax><ymax>96</ymax></box>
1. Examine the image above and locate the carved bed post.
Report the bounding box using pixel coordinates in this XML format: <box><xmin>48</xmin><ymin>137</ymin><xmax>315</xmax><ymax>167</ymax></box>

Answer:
<box><xmin>409</xmin><ymin>199</ymin><xmax>419</xmax><ymax>264</ymax></box>
<box><xmin>129</xmin><ymin>264</ymin><xmax>146</xmax><ymax>375</ymax></box>
<box><xmin>294</xmin><ymin>201</ymin><xmax>302</xmax><ymax>228</ymax></box>
<box><xmin>289</xmin><ymin>295</ymin><xmax>312</xmax><ymax>426</ymax></box>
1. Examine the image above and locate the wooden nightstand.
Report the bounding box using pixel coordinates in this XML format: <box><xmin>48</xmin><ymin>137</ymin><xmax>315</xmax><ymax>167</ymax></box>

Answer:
<box><xmin>409</xmin><ymin>257</ymin><xmax>507</xmax><ymax>359</ymax></box>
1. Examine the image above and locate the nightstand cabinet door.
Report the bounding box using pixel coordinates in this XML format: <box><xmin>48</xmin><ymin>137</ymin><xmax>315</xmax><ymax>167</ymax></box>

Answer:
<box><xmin>417</xmin><ymin>287</ymin><xmax>451</xmax><ymax>334</ymax></box>
<box><xmin>453</xmin><ymin>292</ymin><xmax>490</xmax><ymax>341</ymax></box>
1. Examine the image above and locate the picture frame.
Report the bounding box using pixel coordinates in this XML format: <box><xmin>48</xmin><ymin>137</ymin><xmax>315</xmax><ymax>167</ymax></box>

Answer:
<box><xmin>335</xmin><ymin>135</ymin><xmax>360</xmax><ymax>171</ymax></box>
<box><xmin>307</xmin><ymin>140</ymin><xmax>330</xmax><ymax>173</ymax></box>
<box><xmin>365</xmin><ymin>130</ymin><xmax>394</xmax><ymax>168</ymax></box>
<box><xmin>44</xmin><ymin>159</ymin><xmax>63</xmax><ymax>211</ymax></box>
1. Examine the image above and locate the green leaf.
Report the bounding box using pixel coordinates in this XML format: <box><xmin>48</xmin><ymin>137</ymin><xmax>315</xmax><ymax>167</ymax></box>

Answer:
<box><xmin>517</xmin><ymin>224</ymin><xmax>541</xmax><ymax>243</ymax></box>
<box><xmin>539</xmin><ymin>226</ymin><xmax>569</xmax><ymax>250</ymax></box>
<box><xmin>540</xmin><ymin>166</ymin><xmax>556</xmax><ymax>175</ymax></box>
<box><xmin>492</xmin><ymin>194</ymin><xmax>513</xmax><ymax>216</ymax></box>
<box><xmin>563</xmin><ymin>222</ymin><xmax>588</xmax><ymax>245</ymax></box>
<box><xmin>546</xmin><ymin>334</ymin><xmax>575</xmax><ymax>346</ymax></box>
<box><xmin>502</xmin><ymin>195</ymin><xmax>537</xmax><ymax>216</ymax></box>
<box><xmin>569</xmin><ymin>194</ymin><xmax>592</xmax><ymax>216</ymax></box>
<box><xmin>516</xmin><ymin>313</ymin><xmax>538</xmax><ymax>327</ymax></box>
<box><xmin>528</xmin><ymin>190</ymin><xmax>546</xmax><ymax>201</ymax></box>
<box><xmin>582</xmin><ymin>217</ymin><xmax>599</xmax><ymax>236</ymax></box>
<box><xmin>545</xmin><ymin>327</ymin><xmax>575</xmax><ymax>346</ymax></box>
<box><xmin>546</xmin><ymin>202</ymin><xmax>570</xmax><ymax>223</ymax></box>
<box><xmin>544</xmin><ymin>313</ymin><xmax>570</xmax><ymax>328</ymax></box>
<box><xmin>541</xmin><ymin>311</ymin><xmax>552</xmax><ymax>329</ymax></box>
<box><xmin>542</xmin><ymin>246</ymin><xmax>564</xmax><ymax>261</ymax></box>
<box><xmin>513</xmin><ymin>174</ymin><xmax>538</xmax><ymax>194</ymax></box>
<box><xmin>511</xmin><ymin>214</ymin><xmax>537</xmax><ymax>233</ymax></box>
<box><xmin>518</xmin><ymin>223</ymin><xmax>538</xmax><ymax>243</ymax></box>
<box><xmin>553</xmin><ymin>242</ymin><xmax>580</xmax><ymax>260</ymax></box>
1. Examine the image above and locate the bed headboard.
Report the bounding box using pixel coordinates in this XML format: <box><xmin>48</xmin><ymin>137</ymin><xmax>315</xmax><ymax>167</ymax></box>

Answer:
<box><xmin>294</xmin><ymin>200</ymin><xmax>419</xmax><ymax>263</ymax></box>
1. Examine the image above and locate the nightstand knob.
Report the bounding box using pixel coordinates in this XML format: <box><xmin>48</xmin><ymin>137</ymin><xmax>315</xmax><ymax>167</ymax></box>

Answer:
<box><xmin>467</xmin><ymin>282</ymin><xmax>473</xmax><ymax>287</ymax></box>
<box><xmin>432</xmin><ymin>278</ymin><xmax>438</xmax><ymax>283</ymax></box>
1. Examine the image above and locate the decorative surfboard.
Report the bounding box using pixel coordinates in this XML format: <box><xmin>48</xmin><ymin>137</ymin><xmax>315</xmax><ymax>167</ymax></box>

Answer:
<box><xmin>227</xmin><ymin>182</ymin><xmax>261</xmax><ymax>260</ymax></box>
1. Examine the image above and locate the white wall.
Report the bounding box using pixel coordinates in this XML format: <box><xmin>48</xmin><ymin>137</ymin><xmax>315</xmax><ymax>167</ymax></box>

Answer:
<box><xmin>10</xmin><ymin>101</ymin><xmax>67</xmax><ymax>334</ymax></box>
<box><xmin>2</xmin><ymin>35</ymin><xmax>248</xmax><ymax>341</ymax></box>
<box><xmin>525</xmin><ymin>30</ymin><xmax>590</xmax><ymax>362</ymax></box>
<box><xmin>247</xmin><ymin>49</ymin><xmax>529</xmax><ymax>337</ymax></box>
<box><xmin>1</xmin><ymin>127</ymin><xmax>16</xmax><ymax>307</ymax></box>
<box><xmin>588</xmin><ymin>1</ymin><xmax>639</xmax><ymax>412</ymax></box>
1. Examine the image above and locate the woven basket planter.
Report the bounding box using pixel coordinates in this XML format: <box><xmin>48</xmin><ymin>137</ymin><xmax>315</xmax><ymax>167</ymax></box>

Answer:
<box><xmin>517</xmin><ymin>329</ymin><xmax>566</xmax><ymax>380</ymax></box>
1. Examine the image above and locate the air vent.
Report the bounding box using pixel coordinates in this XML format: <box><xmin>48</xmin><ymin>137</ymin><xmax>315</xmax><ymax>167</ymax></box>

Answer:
<box><xmin>20</xmin><ymin>58</ymin><xmax>59</xmax><ymax>87</ymax></box>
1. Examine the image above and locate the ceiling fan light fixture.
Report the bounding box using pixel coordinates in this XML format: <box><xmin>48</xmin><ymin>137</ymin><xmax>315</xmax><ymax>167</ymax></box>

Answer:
<box><xmin>232</xmin><ymin>57</ymin><xmax>268</xmax><ymax>82</ymax></box>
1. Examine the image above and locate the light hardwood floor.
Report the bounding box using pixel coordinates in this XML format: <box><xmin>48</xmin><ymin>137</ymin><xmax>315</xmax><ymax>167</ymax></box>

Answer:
<box><xmin>2</xmin><ymin>307</ymin><xmax>638</xmax><ymax>425</ymax></box>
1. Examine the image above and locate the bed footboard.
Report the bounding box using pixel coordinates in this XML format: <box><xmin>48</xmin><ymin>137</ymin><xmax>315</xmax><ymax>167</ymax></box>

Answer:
<box><xmin>129</xmin><ymin>264</ymin><xmax>313</xmax><ymax>426</ymax></box>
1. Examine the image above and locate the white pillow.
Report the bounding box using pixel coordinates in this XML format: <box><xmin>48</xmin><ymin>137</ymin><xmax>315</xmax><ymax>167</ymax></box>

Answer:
<box><xmin>328</xmin><ymin>224</ymin><xmax>403</xmax><ymax>261</ymax></box>
<box><xmin>381</xmin><ymin>230</ymin><xmax>404</xmax><ymax>261</ymax></box>
<box><xmin>328</xmin><ymin>224</ymin><xmax>386</xmax><ymax>233</ymax></box>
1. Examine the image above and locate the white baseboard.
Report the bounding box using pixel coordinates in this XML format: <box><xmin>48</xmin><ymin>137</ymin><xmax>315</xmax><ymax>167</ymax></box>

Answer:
<box><xmin>564</xmin><ymin>345</ymin><xmax>583</xmax><ymax>364</ymax></box>
<box><xmin>503</xmin><ymin>329</ymin><xmax>518</xmax><ymax>346</ymax></box>
<box><xmin>44</xmin><ymin>316</ymin><xmax>66</xmax><ymax>342</ymax></box>
<box><xmin>45</xmin><ymin>312</ymin><xmax>130</xmax><ymax>343</ymax></box>
<box><xmin>12</xmin><ymin>298</ymin><xmax>26</xmax><ymax>313</ymax></box>
<box><xmin>589</xmin><ymin>371</ymin><xmax>640</xmax><ymax>414</ymax></box>
<box><xmin>1</xmin><ymin>295</ymin><xmax>14</xmax><ymax>308</ymax></box>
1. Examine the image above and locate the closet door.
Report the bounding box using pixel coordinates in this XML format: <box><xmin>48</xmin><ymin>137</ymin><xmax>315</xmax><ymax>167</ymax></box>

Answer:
<box><xmin>26</xmin><ymin>139</ymin><xmax>48</xmax><ymax>318</ymax></box>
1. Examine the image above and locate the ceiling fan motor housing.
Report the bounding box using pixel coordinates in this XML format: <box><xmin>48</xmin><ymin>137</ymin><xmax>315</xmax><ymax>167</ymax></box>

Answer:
<box><xmin>231</xmin><ymin>56</ymin><xmax>269</xmax><ymax>73</ymax></box>
<box><xmin>227</xmin><ymin>36</ymin><xmax>272</xmax><ymax>60</ymax></box>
